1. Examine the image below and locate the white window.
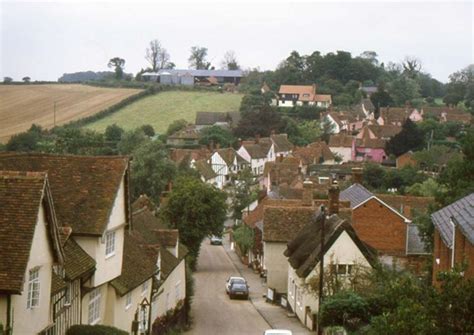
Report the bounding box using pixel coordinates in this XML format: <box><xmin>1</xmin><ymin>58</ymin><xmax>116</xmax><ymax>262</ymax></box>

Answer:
<box><xmin>65</xmin><ymin>283</ymin><xmax>72</xmax><ymax>306</ymax></box>
<box><xmin>141</xmin><ymin>281</ymin><xmax>149</xmax><ymax>296</ymax></box>
<box><xmin>125</xmin><ymin>292</ymin><xmax>132</xmax><ymax>310</ymax></box>
<box><xmin>105</xmin><ymin>231</ymin><xmax>116</xmax><ymax>257</ymax></box>
<box><xmin>88</xmin><ymin>288</ymin><xmax>101</xmax><ymax>324</ymax></box>
<box><xmin>27</xmin><ymin>268</ymin><xmax>40</xmax><ymax>309</ymax></box>
<box><xmin>175</xmin><ymin>281</ymin><xmax>181</xmax><ymax>301</ymax></box>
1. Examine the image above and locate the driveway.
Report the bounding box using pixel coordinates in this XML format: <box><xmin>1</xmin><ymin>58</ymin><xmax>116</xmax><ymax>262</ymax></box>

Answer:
<box><xmin>186</xmin><ymin>240</ymin><xmax>270</xmax><ymax>335</ymax></box>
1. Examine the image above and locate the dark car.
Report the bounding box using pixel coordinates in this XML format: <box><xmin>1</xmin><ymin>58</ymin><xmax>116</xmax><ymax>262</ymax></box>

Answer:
<box><xmin>228</xmin><ymin>282</ymin><xmax>249</xmax><ymax>299</ymax></box>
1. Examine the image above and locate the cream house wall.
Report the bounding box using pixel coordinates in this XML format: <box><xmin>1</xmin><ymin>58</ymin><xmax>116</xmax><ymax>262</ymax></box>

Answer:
<box><xmin>75</xmin><ymin>179</ymin><xmax>126</xmax><ymax>287</ymax></box>
<box><xmin>81</xmin><ymin>283</ymin><xmax>108</xmax><ymax>325</ymax></box>
<box><xmin>287</xmin><ymin>231</ymin><xmax>372</xmax><ymax>328</ymax></box>
<box><xmin>263</xmin><ymin>242</ymin><xmax>289</xmax><ymax>293</ymax></box>
<box><xmin>330</xmin><ymin>147</ymin><xmax>352</xmax><ymax>163</ymax></box>
<box><xmin>6</xmin><ymin>204</ymin><xmax>55</xmax><ymax>334</ymax></box>
<box><xmin>150</xmin><ymin>260</ymin><xmax>186</xmax><ymax>322</ymax></box>
<box><xmin>106</xmin><ymin>278</ymin><xmax>153</xmax><ymax>333</ymax></box>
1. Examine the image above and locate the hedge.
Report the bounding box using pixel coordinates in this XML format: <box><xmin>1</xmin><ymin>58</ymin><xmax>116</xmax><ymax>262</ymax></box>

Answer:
<box><xmin>66</xmin><ymin>325</ymin><xmax>128</xmax><ymax>335</ymax></box>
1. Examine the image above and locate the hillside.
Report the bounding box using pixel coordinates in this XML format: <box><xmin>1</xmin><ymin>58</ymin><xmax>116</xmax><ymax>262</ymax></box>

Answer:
<box><xmin>0</xmin><ymin>84</ymin><xmax>141</xmax><ymax>143</ymax></box>
<box><xmin>84</xmin><ymin>91</ymin><xmax>243</xmax><ymax>134</ymax></box>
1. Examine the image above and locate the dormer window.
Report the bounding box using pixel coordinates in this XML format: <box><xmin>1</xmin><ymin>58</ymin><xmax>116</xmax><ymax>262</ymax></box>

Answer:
<box><xmin>105</xmin><ymin>231</ymin><xmax>116</xmax><ymax>258</ymax></box>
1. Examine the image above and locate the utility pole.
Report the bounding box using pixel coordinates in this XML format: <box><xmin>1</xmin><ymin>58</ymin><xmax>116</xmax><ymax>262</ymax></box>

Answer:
<box><xmin>53</xmin><ymin>101</ymin><xmax>57</xmax><ymax>127</ymax></box>
<box><xmin>318</xmin><ymin>205</ymin><xmax>326</xmax><ymax>335</ymax></box>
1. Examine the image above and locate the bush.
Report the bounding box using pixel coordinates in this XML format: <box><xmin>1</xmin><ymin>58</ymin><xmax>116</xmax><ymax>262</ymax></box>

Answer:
<box><xmin>320</xmin><ymin>290</ymin><xmax>369</xmax><ymax>331</ymax></box>
<box><xmin>66</xmin><ymin>325</ymin><xmax>128</xmax><ymax>335</ymax></box>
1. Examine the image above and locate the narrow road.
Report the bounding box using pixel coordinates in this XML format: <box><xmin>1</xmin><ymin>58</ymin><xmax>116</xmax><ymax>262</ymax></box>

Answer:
<box><xmin>186</xmin><ymin>240</ymin><xmax>270</xmax><ymax>335</ymax></box>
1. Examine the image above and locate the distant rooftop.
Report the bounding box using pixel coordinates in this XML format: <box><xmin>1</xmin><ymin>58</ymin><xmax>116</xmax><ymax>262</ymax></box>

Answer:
<box><xmin>143</xmin><ymin>69</ymin><xmax>243</xmax><ymax>77</ymax></box>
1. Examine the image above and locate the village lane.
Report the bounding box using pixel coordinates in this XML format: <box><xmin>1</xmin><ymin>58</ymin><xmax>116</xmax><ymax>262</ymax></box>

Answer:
<box><xmin>186</xmin><ymin>240</ymin><xmax>270</xmax><ymax>335</ymax></box>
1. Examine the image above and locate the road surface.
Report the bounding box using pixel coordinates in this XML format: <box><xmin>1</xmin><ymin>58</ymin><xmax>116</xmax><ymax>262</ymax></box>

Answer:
<box><xmin>186</xmin><ymin>240</ymin><xmax>270</xmax><ymax>335</ymax></box>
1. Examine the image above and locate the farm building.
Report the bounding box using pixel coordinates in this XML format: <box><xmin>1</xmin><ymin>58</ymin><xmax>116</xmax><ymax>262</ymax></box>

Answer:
<box><xmin>142</xmin><ymin>69</ymin><xmax>243</xmax><ymax>85</ymax></box>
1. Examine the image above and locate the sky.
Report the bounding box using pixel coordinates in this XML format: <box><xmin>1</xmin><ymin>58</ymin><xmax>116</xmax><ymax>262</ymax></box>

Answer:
<box><xmin>0</xmin><ymin>0</ymin><xmax>472</xmax><ymax>82</ymax></box>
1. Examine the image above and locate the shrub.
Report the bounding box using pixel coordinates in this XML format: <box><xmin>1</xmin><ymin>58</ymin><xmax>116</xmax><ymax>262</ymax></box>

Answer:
<box><xmin>66</xmin><ymin>325</ymin><xmax>128</xmax><ymax>335</ymax></box>
<box><xmin>320</xmin><ymin>290</ymin><xmax>369</xmax><ymax>331</ymax></box>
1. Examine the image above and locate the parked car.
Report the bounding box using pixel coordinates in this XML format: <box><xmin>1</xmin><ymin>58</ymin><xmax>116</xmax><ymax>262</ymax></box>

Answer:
<box><xmin>263</xmin><ymin>330</ymin><xmax>293</xmax><ymax>335</ymax></box>
<box><xmin>228</xmin><ymin>282</ymin><xmax>249</xmax><ymax>299</ymax></box>
<box><xmin>225</xmin><ymin>276</ymin><xmax>247</xmax><ymax>294</ymax></box>
<box><xmin>210</xmin><ymin>235</ymin><xmax>223</xmax><ymax>245</ymax></box>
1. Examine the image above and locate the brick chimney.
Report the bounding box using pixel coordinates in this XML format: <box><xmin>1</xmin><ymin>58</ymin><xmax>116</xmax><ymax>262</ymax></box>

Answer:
<box><xmin>328</xmin><ymin>181</ymin><xmax>340</xmax><ymax>215</ymax></box>
<box><xmin>352</xmin><ymin>167</ymin><xmax>363</xmax><ymax>184</ymax></box>
<box><xmin>302</xmin><ymin>179</ymin><xmax>313</xmax><ymax>206</ymax></box>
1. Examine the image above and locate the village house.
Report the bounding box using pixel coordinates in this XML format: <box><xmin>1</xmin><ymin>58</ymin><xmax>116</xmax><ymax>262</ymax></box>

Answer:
<box><xmin>169</xmin><ymin>148</ymin><xmax>211</xmax><ymax>167</ymax></box>
<box><xmin>292</xmin><ymin>141</ymin><xmax>336</xmax><ymax>174</ymax></box>
<box><xmin>431</xmin><ymin>193</ymin><xmax>474</xmax><ymax>285</ymax></box>
<box><xmin>0</xmin><ymin>153</ymin><xmax>134</xmax><ymax>331</ymax></box>
<box><xmin>276</xmin><ymin>84</ymin><xmax>332</xmax><ymax>108</ymax></box>
<box><xmin>166</xmin><ymin>125</ymin><xmax>200</xmax><ymax>147</ymax></box>
<box><xmin>195</xmin><ymin>111</ymin><xmax>240</xmax><ymax>131</ymax></box>
<box><xmin>352</xmin><ymin>130</ymin><xmax>387</xmax><ymax>163</ymax></box>
<box><xmin>340</xmin><ymin>182</ymin><xmax>430</xmax><ymax>272</ymax></box>
<box><xmin>0</xmin><ymin>171</ymin><xmax>65</xmax><ymax>335</ymax></box>
<box><xmin>396</xmin><ymin>151</ymin><xmax>417</xmax><ymax>169</ymax></box>
<box><xmin>284</xmin><ymin>210</ymin><xmax>376</xmax><ymax>330</ymax></box>
<box><xmin>328</xmin><ymin>134</ymin><xmax>353</xmax><ymax>162</ymax></box>
<box><xmin>323</xmin><ymin>111</ymin><xmax>365</xmax><ymax>134</ymax></box>
<box><xmin>209</xmin><ymin>147</ymin><xmax>249</xmax><ymax>188</ymax></box>
<box><xmin>356</xmin><ymin>124</ymin><xmax>402</xmax><ymax>141</ymax></box>
<box><xmin>262</xmin><ymin>156</ymin><xmax>302</xmax><ymax>191</ymax></box>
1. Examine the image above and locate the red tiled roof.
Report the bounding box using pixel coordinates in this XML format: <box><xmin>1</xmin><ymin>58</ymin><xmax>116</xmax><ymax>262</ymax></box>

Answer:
<box><xmin>0</xmin><ymin>153</ymin><xmax>129</xmax><ymax>236</ymax></box>
<box><xmin>328</xmin><ymin>134</ymin><xmax>354</xmax><ymax>148</ymax></box>
<box><xmin>293</xmin><ymin>141</ymin><xmax>335</xmax><ymax>165</ymax></box>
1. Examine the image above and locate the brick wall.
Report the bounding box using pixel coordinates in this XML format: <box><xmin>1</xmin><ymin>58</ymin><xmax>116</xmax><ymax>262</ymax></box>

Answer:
<box><xmin>352</xmin><ymin>198</ymin><xmax>406</xmax><ymax>255</ymax></box>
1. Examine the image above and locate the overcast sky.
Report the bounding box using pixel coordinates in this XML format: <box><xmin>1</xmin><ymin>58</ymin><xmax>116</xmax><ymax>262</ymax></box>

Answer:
<box><xmin>0</xmin><ymin>0</ymin><xmax>472</xmax><ymax>82</ymax></box>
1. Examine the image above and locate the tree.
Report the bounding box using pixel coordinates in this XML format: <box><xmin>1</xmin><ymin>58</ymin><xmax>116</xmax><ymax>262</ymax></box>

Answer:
<box><xmin>386</xmin><ymin>119</ymin><xmax>424</xmax><ymax>156</ymax></box>
<box><xmin>402</xmin><ymin>56</ymin><xmax>422</xmax><ymax>79</ymax></box>
<box><xmin>3</xmin><ymin>77</ymin><xmax>13</xmax><ymax>83</ymax></box>
<box><xmin>360</xmin><ymin>51</ymin><xmax>379</xmax><ymax>65</ymax></box>
<box><xmin>165</xmin><ymin>119</ymin><xmax>188</xmax><ymax>137</ymax></box>
<box><xmin>233</xmin><ymin>105</ymin><xmax>286</xmax><ymax>138</ymax></box>
<box><xmin>221</xmin><ymin>50</ymin><xmax>240</xmax><ymax>70</ymax></box>
<box><xmin>321</xmin><ymin>116</ymin><xmax>336</xmax><ymax>143</ymax></box>
<box><xmin>22</xmin><ymin>76</ymin><xmax>31</xmax><ymax>83</ymax></box>
<box><xmin>140</xmin><ymin>124</ymin><xmax>155</xmax><ymax>137</ymax></box>
<box><xmin>388</xmin><ymin>76</ymin><xmax>421</xmax><ymax>106</ymax></box>
<box><xmin>188</xmin><ymin>46</ymin><xmax>211</xmax><ymax>70</ymax></box>
<box><xmin>117</xmin><ymin>128</ymin><xmax>149</xmax><ymax>154</ymax></box>
<box><xmin>52</xmin><ymin>127</ymin><xmax>106</xmax><ymax>155</ymax></box>
<box><xmin>362</xmin><ymin>163</ymin><xmax>386</xmax><ymax>190</ymax></box>
<box><xmin>107</xmin><ymin>57</ymin><xmax>125</xmax><ymax>80</ymax></box>
<box><xmin>104</xmin><ymin>124</ymin><xmax>124</xmax><ymax>143</ymax></box>
<box><xmin>130</xmin><ymin>140</ymin><xmax>176</xmax><ymax>204</ymax></box>
<box><xmin>232</xmin><ymin>224</ymin><xmax>254</xmax><ymax>256</ymax></box>
<box><xmin>443</xmin><ymin>64</ymin><xmax>474</xmax><ymax>108</ymax></box>
<box><xmin>199</xmin><ymin>125</ymin><xmax>236</xmax><ymax>148</ymax></box>
<box><xmin>6</xmin><ymin>128</ymin><xmax>42</xmax><ymax>152</ymax></box>
<box><xmin>370</xmin><ymin>82</ymin><xmax>394</xmax><ymax>113</ymax></box>
<box><xmin>232</xmin><ymin>168</ymin><xmax>256</xmax><ymax>220</ymax></box>
<box><xmin>145</xmin><ymin>39</ymin><xmax>173</xmax><ymax>72</ymax></box>
<box><xmin>160</xmin><ymin>176</ymin><xmax>227</xmax><ymax>269</ymax></box>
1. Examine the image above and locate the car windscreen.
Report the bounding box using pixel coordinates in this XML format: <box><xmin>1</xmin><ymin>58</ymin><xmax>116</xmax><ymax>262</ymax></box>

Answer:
<box><xmin>231</xmin><ymin>283</ymin><xmax>247</xmax><ymax>290</ymax></box>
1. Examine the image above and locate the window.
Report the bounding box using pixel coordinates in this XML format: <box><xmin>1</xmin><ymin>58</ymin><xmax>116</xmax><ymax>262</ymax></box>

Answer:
<box><xmin>105</xmin><ymin>231</ymin><xmax>116</xmax><ymax>257</ymax></box>
<box><xmin>175</xmin><ymin>281</ymin><xmax>181</xmax><ymax>301</ymax></box>
<box><xmin>65</xmin><ymin>283</ymin><xmax>72</xmax><ymax>306</ymax></box>
<box><xmin>141</xmin><ymin>281</ymin><xmax>149</xmax><ymax>296</ymax></box>
<box><xmin>27</xmin><ymin>268</ymin><xmax>40</xmax><ymax>309</ymax></box>
<box><xmin>88</xmin><ymin>288</ymin><xmax>101</xmax><ymax>324</ymax></box>
<box><xmin>125</xmin><ymin>292</ymin><xmax>132</xmax><ymax>310</ymax></box>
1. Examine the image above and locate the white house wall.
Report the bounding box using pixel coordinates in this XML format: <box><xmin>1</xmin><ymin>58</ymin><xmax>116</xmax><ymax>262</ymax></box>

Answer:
<box><xmin>330</xmin><ymin>147</ymin><xmax>352</xmax><ymax>163</ymax></box>
<box><xmin>263</xmin><ymin>242</ymin><xmax>289</xmax><ymax>293</ymax></box>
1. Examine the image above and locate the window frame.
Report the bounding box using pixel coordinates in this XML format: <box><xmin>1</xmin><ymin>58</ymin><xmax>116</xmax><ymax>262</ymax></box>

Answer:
<box><xmin>105</xmin><ymin>231</ymin><xmax>116</xmax><ymax>258</ymax></box>
<box><xmin>88</xmin><ymin>288</ymin><xmax>101</xmax><ymax>325</ymax></box>
<box><xmin>27</xmin><ymin>267</ymin><xmax>40</xmax><ymax>309</ymax></box>
<box><xmin>125</xmin><ymin>292</ymin><xmax>132</xmax><ymax>310</ymax></box>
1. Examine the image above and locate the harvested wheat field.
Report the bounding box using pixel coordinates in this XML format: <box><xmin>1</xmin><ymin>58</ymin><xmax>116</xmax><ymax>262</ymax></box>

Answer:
<box><xmin>0</xmin><ymin>84</ymin><xmax>142</xmax><ymax>143</ymax></box>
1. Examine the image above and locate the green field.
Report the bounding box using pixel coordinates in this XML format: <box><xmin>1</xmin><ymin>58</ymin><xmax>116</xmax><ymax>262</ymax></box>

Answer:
<box><xmin>85</xmin><ymin>91</ymin><xmax>243</xmax><ymax>134</ymax></box>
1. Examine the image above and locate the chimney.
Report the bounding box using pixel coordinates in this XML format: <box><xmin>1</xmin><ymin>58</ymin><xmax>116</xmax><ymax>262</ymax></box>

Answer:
<box><xmin>402</xmin><ymin>205</ymin><xmax>411</xmax><ymax>218</ymax></box>
<box><xmin>302</xmin><ymin>179</ymin><xmax>313</xmax><ymax>206</ymax></box>
<box><xmin>328</xmin><ymin>181</ymin><xmax>340</xmax><ymax>215</ymax></box>
<box><xmin>238</xmin><ymin>138</ymin><xmax>243</xmax><ymax>147</ymax></box>
<box><xmin>255</xmin><ymin>134</ymin><xmax>260</xmax><ymax>144</ymax></box>
<box><xmin>210</xmin><ymin>140</ymin><xmax>215</xmax><ymax>151</ymax></box>
<box><xmin>216</xmin><ymin>142</ymin><xmax>221</xmax><ymax>149</ymax></box>
<box><xmin>352</xmin><ymin>167</ymin><xmax>363</xmax><ymax>184</ymax></box>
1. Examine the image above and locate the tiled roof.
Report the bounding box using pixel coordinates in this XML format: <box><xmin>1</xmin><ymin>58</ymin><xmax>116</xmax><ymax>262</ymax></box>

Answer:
<box><xmin>169</xmin><ymin>148</ymin><xmax>211</xmax><ymax>164</ymax></box>
<box><xmin>51</xmin><ymin>271</ymin><xmax>67</xmax><ymax>295</ymax></box>
<box><xmin>314</xmin><ymin>94</ymin><xmax>332</xmax><ymax>102</ymax></box>
<box><xmin>263</xmin><ymin>206</ymin><xmax>315</xmax><ymax>242</ymax></box>
<box><xmin>132</xmin><ymin>194</ymin><xmax>156</xmax><ymax>213</ymax></box>
<box><xmin>168</xmin><ymin>125</ymin><xmax>200</xmax><ymax>140</ymax></box>
<box><xmin>194</xmin><ymin>159</ymin><xmax>217</xmax><ymax>180</ymax></box>
<box><xmin>160</xmin><ymin>247</ymin><xmax>180</xmax><ymax>280</ymax></box>
<box><xmin>339</xmin><ymin>183</ymin><xmax>374</xmax><ymax>208</ymax></box>
<box><xmin>271</xmin><ymin>134</ymin><xmax>294</xmax><ymax>153</ymax></box>
<box><xmin>376</xmin><ymin>194</ymin><xmax>434</xmax><ymax>219</ymax></box>
<box><xmin>357</xmin><ymin>131</ymin><xmax>386</xmax><ymax>149</ymax></box>
<box><xmin>156</xmin><ymin>229</ymin><xmax>179</xmax><ymax>247</ymax></box>
<box><xmin>242</xmin><ymin>143</ymin><xmax>267</xmax><ymax>159</ymax></box>
<box><xmin>368</xmin><ymin>125</ymin><xmax>402</xmax><ymax>139</ymax></box>
<box><xmin>328</xmin><ymin>134</ymin><xmax>354</xmax><ymax>148</ymax></box>
<box><xmin>279</xmin><ymin>85</ymin><xmax>316</xmax><ymax>101</ymax></box>
<box><xmin>63</xmin><ymin>238</ymin><xmax>96</xmax><ymax>280</ymax></box>
<box><xmin>132</xmin><ymin>208</ymin><xmax>172</xmax><ymax>246</ymax></box>
<box><xmin>110</xmin><ymin>232</ymin><xmax>158</xmax><ymax>296</ymax></box>
<box><xmin>285</xmin><ymin>212</ymin><xmax>376</xmax><ymax>278</ymax></box>
<box><xmin>0</xmin><ymin>171</ymin><xmax>57</xmax><ymax>293</ymax></box>
<box><xmin>215</xmin><ymin>148</ymin><xmax>247</xmax><ymax>166</ymax></box>
<box><xmin>431</xmin><ymin>193</ymin><xmax>474</xmax><ymax>246</ymax></box>
<box><xmin>0</xmin><ymin>153</ymin><xmax>129</xmax><ymax>236</ymax></box>
<box><xmin>293</xmin><ymin>142</ymin><xmax>335</xmax><ymax>165</ymax></box>
<box><xmin>379</xmin><ymin>107</ymin><xmax>409</xmax><ymax>124</ymax></box>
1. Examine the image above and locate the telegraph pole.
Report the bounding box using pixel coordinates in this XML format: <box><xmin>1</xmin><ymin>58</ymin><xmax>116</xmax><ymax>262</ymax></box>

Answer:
<box><xmin>318</xmin><ymin>205</ymin><xmax>326</xmax><ymax>335</ymax></box>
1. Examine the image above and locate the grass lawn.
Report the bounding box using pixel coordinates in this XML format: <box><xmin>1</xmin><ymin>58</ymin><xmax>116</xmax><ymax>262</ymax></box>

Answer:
<box><xmin>85</xmin><ymin>91</ymin><xmax>243</xmax><ymax>134</ymax></box>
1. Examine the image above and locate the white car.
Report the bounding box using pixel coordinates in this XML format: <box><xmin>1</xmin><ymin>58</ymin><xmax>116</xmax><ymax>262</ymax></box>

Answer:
<box><xmin>263</xmin><ymin>330</ymin><xmax>293</xmax><ymax>335</ymax></box>
<box><xmin>225</xmin><ymin>276</ymin><xmax>247</xmax><ymax>294</ymax></box>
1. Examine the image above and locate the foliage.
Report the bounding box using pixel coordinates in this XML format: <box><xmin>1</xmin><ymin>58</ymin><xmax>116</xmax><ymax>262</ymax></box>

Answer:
<box><xmin>412</xmin><ymin>212</ymin><xmax>435</xmax><ymax>252</ymax></box>
<box><xmin>320</xmin><ymin>290</ymin><xmax>369</xmax><ymax>331</ymax></box>
<box><xmin>405</xmin><ymin>178</ymin><xmax>444</xmax><ymax>197</ymax></box>
<box><xmin>199</xmin><ymin>125</ymin><xmax>236</xmax><ymax>148</ymax></box>
<box><xmin>286</xmin><ymin>119</ymin><xmax>322</xmax><ymax>146</ymax></box>
<box><xmin>443</xmin><ymin>64</ymin><xmax>473</xmax><ymax>110</ymax></box>
<box><xmin>160</xmin><ymin>176</ymin><xmax>227</xmax><ymax>269</ymax></box>
<box><xmin>233</xmin><ymin>105</ymin><xmax>286</xmax><ymax>138</ymax></box>
<box><xmin>22</xmin><ymin>76</ymin><xmax>31</xmax><ymax>83</ymax></box>
<box><xmin>232</xmin><ymin>168</ymin><xmax>257</xmax><ymax>220</ymax></box>
<box><xmin>66</xmin><ymin>325</ymin><xmax>128</xmax><ymax>335</ymax></box>
<box><xmin>362</xmin><ymin>163</ymin><xmax>386</xmax><ymax>189</ymax></box>
<box><xmin>413</xmin><ymin>145</ymin><xmax>462</xmax><ymax>171</ymax></box>
<box><xmin>239</xmin><ymin>92</ymin><xmax>270</xmax><ymax>113</ymax></box>
<box><xmin>6</xmin><ymin>126</ymin><xmax>43</xmax><ymax>152</ymax></box>
<box><xmin>117</xmin><ymin>128</ymin><xmax>149</xmax><ymax>154</ymax></box>
<box><xmin>388</xmin><ymin>76</ymin><xmax>421</xmax><ymax>106</ymax></box>
<box><xmin>188</xmin><ymin>46</ymin><xmax>211</xmax><ymax>70</ymax></box>
<box><xmin>140</xmin><ymin>124</ymin><xmax>156</xmax><ymax>137</ymax></box>
<box><xmin>370</xmin><ymin>83</ymin><xmax>394</xmax><ymax>112</ymax></box>
<box><xmin>233</xmin><ymin>224</ymin><xmax>254</xmax><ymax>256</ymax></box>
<box><xmin>52</xmin><ymin>127</ymin><xmax>107</xmax><ymax>155</ymax></box>
<box><xmin>130</xmin><ymin>140</ymin><xmax>177</xmax><ymax>204</ymax></box>
<box><xmin>3</xmin><ymin>77</ymin><xmax>13</xmax><ymax>83</ymax></box>
<box><xmin>104</xmin><ymin>124</ymin><xmax>124</xmax><ymax>143</ymax></box>
<box><xmin>107</xmin><ymin>57</ymin><xmax>126</xmax><ymax>80</ymax></box>
<box><xmin>386</xmin><ymin>119</ymin><xmax>424</xmax><ymax>156</ymax></box>
<box><xmin>221</xmin><ymin>50</ymin><xmax>240</xmax><ymax>70</ymax></box>
<box><xmin>145</xmin><ymin>39</ymin><xmax>173</xmax><ymax>72</ymax></box>
<box><xmin>166</xmin><ymin>119</ymin><xmax>189</xmax><ymax>137</ymax></box>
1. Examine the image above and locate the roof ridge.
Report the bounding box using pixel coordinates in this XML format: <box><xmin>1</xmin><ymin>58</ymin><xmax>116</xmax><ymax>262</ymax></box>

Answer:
<box><xmin>0</xmin><ymin>170</ymin><xmax>47</xmax><ymax>179</ymax></box>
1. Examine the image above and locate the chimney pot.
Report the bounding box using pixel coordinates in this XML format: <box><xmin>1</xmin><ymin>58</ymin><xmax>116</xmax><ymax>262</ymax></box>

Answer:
<box><xmin>302</xmin><ymin>179</ymin><xmax>313</xmax><ymax>206</ymax></box>
<box><xmin>352</xmin><ymin>167</ymin><xmax>363</xmax><ymax>184</ymax></box>
<box><xmin>328</xmin><ymin>181</ymin><xmax>340</xmax><ymax>215</ymax></box>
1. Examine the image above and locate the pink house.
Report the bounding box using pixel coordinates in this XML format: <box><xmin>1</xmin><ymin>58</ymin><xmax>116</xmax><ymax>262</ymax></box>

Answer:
<box><xmin>352</xmin><ymin>132</ymin><xmax>387</xmax><ymax>163</ymax></box>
